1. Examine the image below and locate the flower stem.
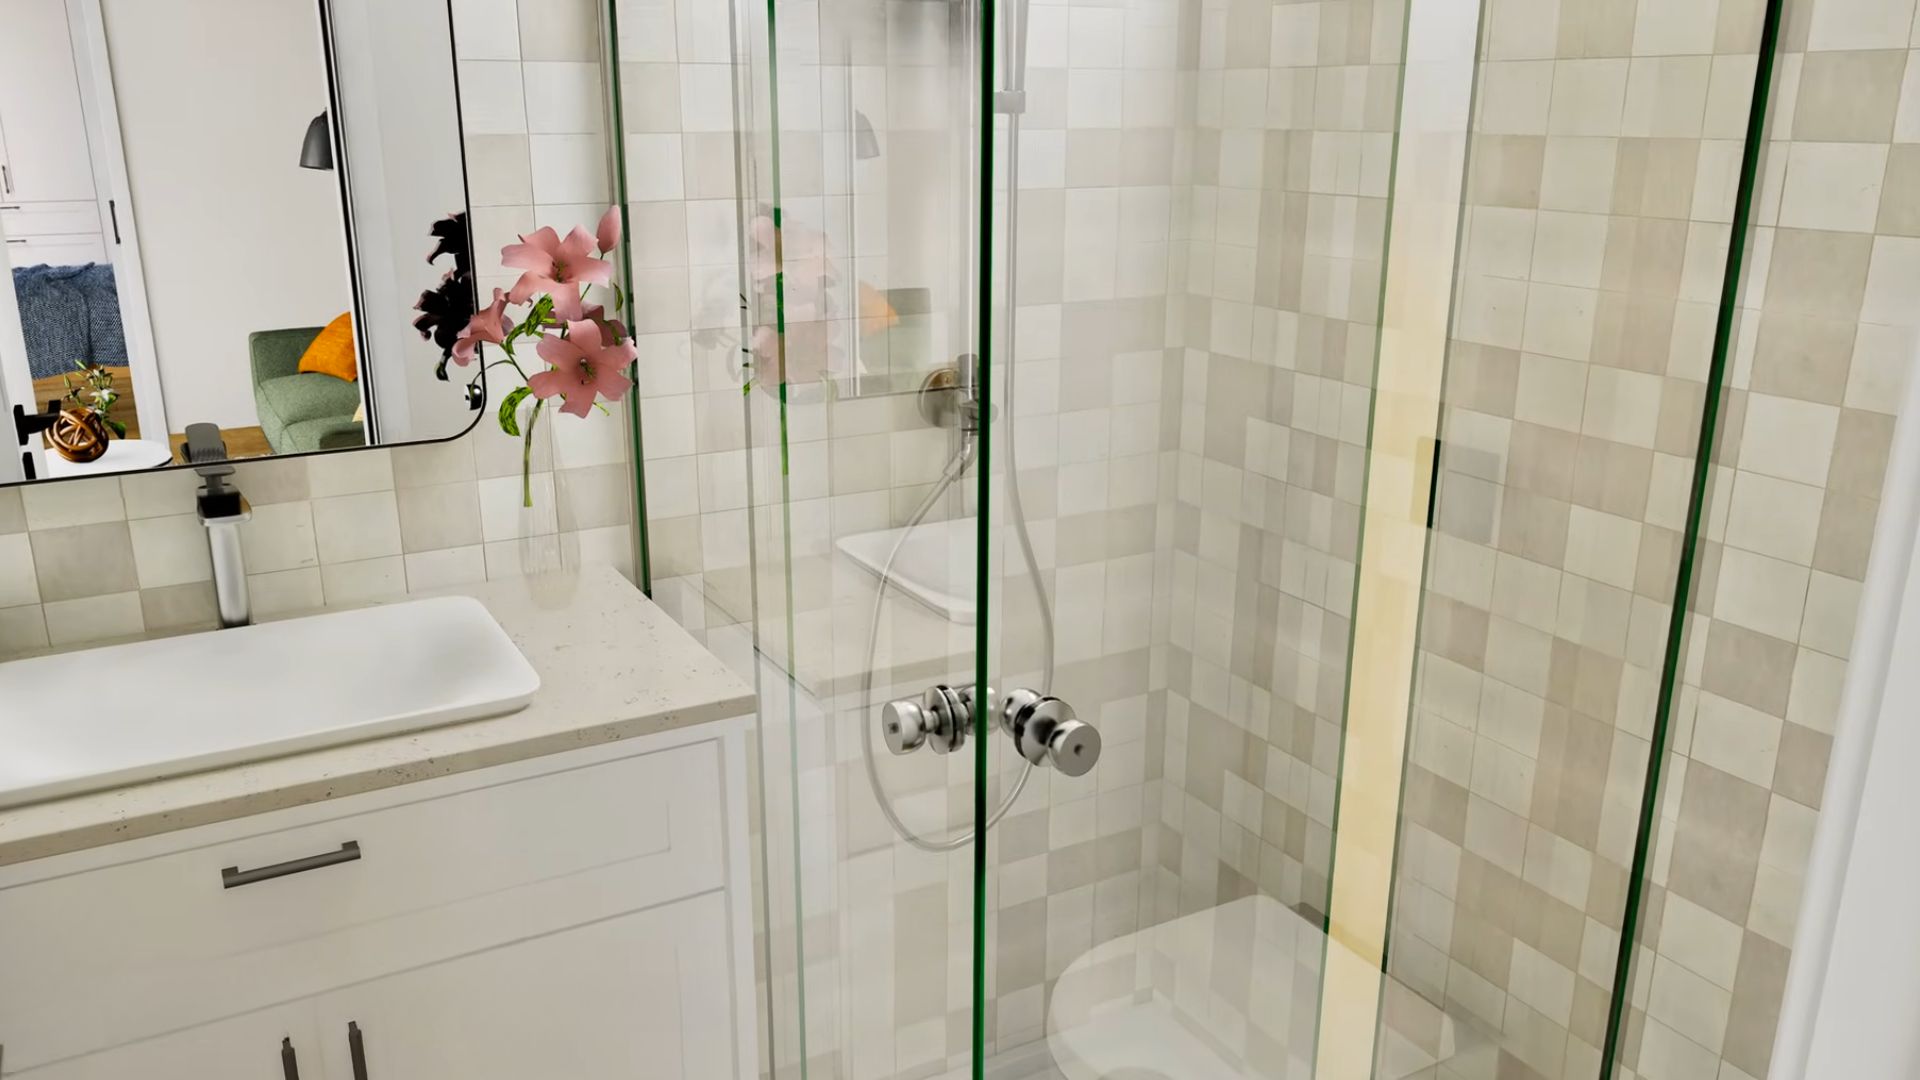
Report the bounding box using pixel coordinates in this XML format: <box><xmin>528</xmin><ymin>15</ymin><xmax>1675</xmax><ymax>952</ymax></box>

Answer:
<box><xmin>521</xmin><ymin>399</ymin><xmax>543</xmax><ymax>508</ymax></box>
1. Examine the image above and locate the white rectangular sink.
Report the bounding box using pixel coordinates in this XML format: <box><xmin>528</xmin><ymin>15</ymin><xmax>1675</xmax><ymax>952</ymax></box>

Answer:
<box><xmin>837</xmin><ymin>517</ymin><xmax>979</xmax><ymax>624</ymax></box>
<box><xmin>0</xmin><ymin>597</ymin><xmax>541</xmax><ymax>809</ymax></box>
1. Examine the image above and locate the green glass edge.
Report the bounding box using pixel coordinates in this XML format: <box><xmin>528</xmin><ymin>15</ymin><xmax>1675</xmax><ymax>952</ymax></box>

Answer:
<box><xmin>601</xmin><ymin>0</ymin><xmax>652</xmax><ymax>595</ymax></box>
<box><xmin>751</xmin><ymin>0</ymin><xmax>812</xmax><ymax>1072</ymax></box>
<box><xmin>1597</xmin><ymin>0</ymin><xmax>1786</xmax><ymax>1074</ymax></box>
<box><xmin>972</xmin><ymin>0</ymin><xmax>999</xmax><ymax>1071</ymax></box>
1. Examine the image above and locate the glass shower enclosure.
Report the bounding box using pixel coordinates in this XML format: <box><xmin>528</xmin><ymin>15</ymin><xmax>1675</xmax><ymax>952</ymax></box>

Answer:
<box><xmin>690</xmin><ymin>0</ymin><xmax>1792</xmax><ymax>1072</ymax></box>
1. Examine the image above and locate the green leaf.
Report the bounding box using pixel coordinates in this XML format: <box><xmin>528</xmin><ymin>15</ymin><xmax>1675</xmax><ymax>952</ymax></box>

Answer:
<box><xmin>497</xmin><ymin>385</ymin><xmax>532</xmax><ymax>436</ymax></box>
<box><xmin>107</xmin><ymin>419</ymin><xmax>127</xmax><ymax>438</ymax></box>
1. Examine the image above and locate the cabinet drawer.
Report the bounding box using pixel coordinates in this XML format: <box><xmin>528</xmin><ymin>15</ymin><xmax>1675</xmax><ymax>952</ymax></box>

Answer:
<box><xmin>0</xmin><ymin>201</ymin><xmax>101</xmax><ymax>237</ymax></box>
<box><xmin>0</xmin><ymin>738</ymin><xmax>726</xmax><ymax>1071</ymax></box>
<box><xmin>3</xmin><ymin>232</ymin><xmax>104</xmax><ymax>268</ymax></box>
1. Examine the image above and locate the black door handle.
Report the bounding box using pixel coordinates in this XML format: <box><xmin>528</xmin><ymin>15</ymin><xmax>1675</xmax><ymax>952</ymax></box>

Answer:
<box><xmin>281</xmin><ymin>1036</ymin><xmax>300</xmax><ymax>1080</ymax></box>
<box><xmin>348</xmin><ymin>1021</ymin><xmax>370</xmax><ymax>1080</ymax></box>
<box><xmin>222</xmin><ymin>840</ymin><xmax>361</xmax><ymax>889</ymax></box>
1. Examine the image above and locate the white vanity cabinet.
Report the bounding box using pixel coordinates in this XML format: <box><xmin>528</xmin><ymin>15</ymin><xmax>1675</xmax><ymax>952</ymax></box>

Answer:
<box><xmin>0</xmin><ymin>722</ymin><xmax>757</xmax><ymax>1080</ymax></box>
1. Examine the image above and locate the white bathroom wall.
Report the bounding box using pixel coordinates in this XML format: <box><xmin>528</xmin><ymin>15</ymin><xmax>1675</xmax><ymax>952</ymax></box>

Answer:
<box><xmin>101</xmin><ymin>0</ymin><xmax>354</xmax><ymax>431</ymax></box>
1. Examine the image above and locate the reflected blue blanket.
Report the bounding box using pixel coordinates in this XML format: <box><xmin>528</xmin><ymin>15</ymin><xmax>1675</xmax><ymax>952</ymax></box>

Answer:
<box><xmin>12</xmin><ymin>263</ymin><xmax>128</xmax><ymax>379</ymax></box>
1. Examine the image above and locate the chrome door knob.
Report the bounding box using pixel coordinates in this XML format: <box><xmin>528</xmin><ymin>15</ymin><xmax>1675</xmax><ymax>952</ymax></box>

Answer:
<box><xmin>881</xmin><ymin>697</ymin><xmax>930</xmax><ymax>755</ymax></box>
<box><xmin>881</xmin><ymin>685</ymin><xmax>971</xmax><ymax>755</ymax></box>
<box><xmin>1045</xmin><ymin>718</ymin><xmax>1101</xmax><ymax>777</ymax></box>
<box><xmin>998</xmin><ymin>690</ymin><xmax>1101</xmax><ymax>776</ymax></box>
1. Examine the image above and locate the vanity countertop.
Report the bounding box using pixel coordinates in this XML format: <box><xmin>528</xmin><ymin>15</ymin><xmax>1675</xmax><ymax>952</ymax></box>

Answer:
<box><xmin>0</xmin><ymin>566</ymin><xmax>755</xmax><ymax>867</ymax></box>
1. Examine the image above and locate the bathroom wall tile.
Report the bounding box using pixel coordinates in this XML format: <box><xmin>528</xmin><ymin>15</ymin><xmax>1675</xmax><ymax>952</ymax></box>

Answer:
<box><xmin>404</xmin><ymin>545</ymin><xmax>490</xmax><ymax>592</ymax></box>
<box><xmin>21</xmin><ymin>478</ymin><xmax>124</xmax><ymax>531</ymax></box>
<box><xmin>42</xmin><ymin>592</ymin><xmax>142</xmax><ymax>647</ymax></box>
<box><xmin>1792</xmin><ymin>49</ymin><xmax>1907</xmax><ymax>141</ymax></box>
<box><xmin>238</xmin><ymin>502</ymin><xmax>319</xmax><ymax>575</ymax></box>
<box><xmin>0</xmin><ymin>489</ymin><xmax>23</xmax><ymax>534</ymax></box>
<box><xmin>128</xmin><ymin>514</ymin><xmax>214</xmax><ymax>590</ymax></box>
<box><xmin>391</xmin><ymin>438</ymin><xmax>477</xmax><ymax>488</ymax></box>
<box><xmin>465</xmin><ymin>135</ymin><xmax>537</xmax><ymax>206</ymax></box>
<box><xmin>0</xmin><ymin>605</ymin><xmax>49</xmax><ymax>653</ymax></box>
<box><xmin>524</xmin><ymin>62</ymin><xmax>608</xmax><ymax>135</ymax></box>
<box><xmin>518</xmin><ymin>0</ymin><xmax>600</xmax><ymax>61</ymax></box>
<box><xmin>479</xmin><ymin>474</ymin><xmax>559</xmax><ymax>541</ymax></box>
<box><xmin>530</xmin><ymin>133</ymin><xmax>612</xmax><ymax>203</ymax></box>
<box><xmin>321</xmin><ymin>557</ymin><xmax>409</xmax><ymax>606</ymax></box>
<box><xmin>450</xmin><ymin>0</ymin><xmax>521</xmax><ymax>60</ymax></box>
<box><xmin>31</xmin><ymin>523</ymin><xmax>137</xmax><ymax>603</ymax></box>
<box><xmin>307</xmin><ymin>448</ymin><xmax>394</xmax><ymax>498</ymax></box>
<box><xmin>398</xmin><ymin>482</ymin><xmax>484</xmax><ymax>552</ymax></box>
<box><xmin>0</xmin><ymin>533</ymin><xmax>39</xmax><ymax>608</ymax></box>
<box><xmin>556</xmin><ymin>464</ymin><xmax>632</xmax><ymax>531</ymax></box>
<box><xmin>1779</xmin><ymin>144</ymin><xmax>1890</xmax><ymax>233</ymax></box>
<box><xmin>247</xmin><ymin>568</ymin><xmax>325</xmax><ymax>618</ymax></box>
<box><xmin>119</xmin><ymin>469</ymin><xmax>200</xmax><ymax>520</ymax></box>
<box><xmin>312</xmin><ymin>492</ymin><xmax>404</xmax><ymax>564</ymax></box>
<box><xmin>1805</xmin><ymin>0</ymin><xmax>1919</xmax><ymax>51</ymax></box>
<box><xmin>621</xmin><ymin>63</ymin><xmax>681</xmax><ymax>132</ymax></box>
<box><xmin>458</xmin><ymin>61</ymin><xmax>530</xmax><ymax>135</ymax></box>
<box><xmin>139</xmin><ymin>582</ymin><xmax>219</xmax><ymax>634</ymax></box>
<box><xmin>624</xmin><ymin>135</ymin><xmax>686</xmax><ymax>202</ymax></box>
<box><xmin>234</xmin><ymin>457</ymin><xmax>312</xmax><ymax>506</ymax></box>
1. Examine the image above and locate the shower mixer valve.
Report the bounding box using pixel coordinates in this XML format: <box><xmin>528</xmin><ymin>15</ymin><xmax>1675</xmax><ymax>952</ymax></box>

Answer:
<box><xmin>880</xmin><ymin>685</ymin><xmax>1101</xmax><ymax>777</ymax></box>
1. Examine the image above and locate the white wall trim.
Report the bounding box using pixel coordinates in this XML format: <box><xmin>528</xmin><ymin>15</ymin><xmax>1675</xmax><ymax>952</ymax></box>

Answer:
<box><xmin>1771</xmin><ymin>343</ymin><xmax>1920</xmax><ymax>1079</ymax></box>
<box><xmin>64</xmin><ymin>0</ymin><xmax>169</xmax><ymax>447</ymax></box>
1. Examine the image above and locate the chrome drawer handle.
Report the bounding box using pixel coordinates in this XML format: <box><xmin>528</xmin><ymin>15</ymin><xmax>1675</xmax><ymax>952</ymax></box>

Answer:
<box><xmin>222</xmin><ymin>841</ymin><xmax>361</xmax><ymax>889</ymax></box>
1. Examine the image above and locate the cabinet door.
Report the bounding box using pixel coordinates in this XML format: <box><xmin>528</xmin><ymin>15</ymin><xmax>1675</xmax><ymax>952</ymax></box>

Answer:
<box><xmin>314</xmin><ymin>892</ymin><xmax>743</xmax><ymax>1080</ymax></box>
<box><xmin>0</xmin><ymin>0</ymin><xmax>98</xmax><ymax>203</ymax></box>
<box><xmin>4</xmin><ymin>1003</ymin><xmax>314</xmax><ymax>1080</ymax></box>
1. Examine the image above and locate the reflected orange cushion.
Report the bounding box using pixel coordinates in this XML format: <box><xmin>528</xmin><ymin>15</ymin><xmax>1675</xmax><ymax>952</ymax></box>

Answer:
<box><xmin>297</xmin><ymin>312</ymin><xmax>357</xmax><ymax>382</ymax></box>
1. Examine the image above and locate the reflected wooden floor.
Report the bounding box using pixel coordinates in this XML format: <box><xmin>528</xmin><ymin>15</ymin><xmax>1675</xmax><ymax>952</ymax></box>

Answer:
<box><xmin>31</xmin><ymin>370</ymin><xmax>273</xmax><ymax>462</ymax></box>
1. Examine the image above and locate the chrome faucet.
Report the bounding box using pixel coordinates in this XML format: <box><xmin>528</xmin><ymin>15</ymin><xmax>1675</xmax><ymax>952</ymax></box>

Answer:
<box><xmin>184</xmin><ymin>424</ymin><xmax>250</xmax><ymax>628</ymax></box>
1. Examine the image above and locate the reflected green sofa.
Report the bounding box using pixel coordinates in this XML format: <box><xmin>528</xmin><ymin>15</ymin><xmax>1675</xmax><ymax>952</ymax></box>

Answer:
<box><xmin>248</xmin><ymin>327</ymin><xmax>367</xmax><ymax>454</ymax></box>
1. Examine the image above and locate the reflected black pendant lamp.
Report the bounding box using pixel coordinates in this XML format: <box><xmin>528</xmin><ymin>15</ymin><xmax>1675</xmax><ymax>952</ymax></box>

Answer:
<box><xmin>300</xmin><ymin>112</ymin><xmax>333</xmax><ymax>170</ymax></box>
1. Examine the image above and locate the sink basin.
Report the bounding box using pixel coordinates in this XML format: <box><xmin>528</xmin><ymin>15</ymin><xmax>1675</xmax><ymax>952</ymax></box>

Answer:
<box><xmin>0</xmin><ymin>597</ymin><xmax>540</xmax><ymax>808</ymax></box>
<box><xmin>837</xmin><ymin>516</ymin><xmax>980</xmax><ymax>624</ymax></box>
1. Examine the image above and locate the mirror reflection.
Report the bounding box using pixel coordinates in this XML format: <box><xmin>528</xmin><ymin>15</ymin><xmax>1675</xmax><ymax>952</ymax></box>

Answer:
<box><xmin>0</xmin><ymin>0</ymin><xmax>478</xmax><ymax>484</ymax></box>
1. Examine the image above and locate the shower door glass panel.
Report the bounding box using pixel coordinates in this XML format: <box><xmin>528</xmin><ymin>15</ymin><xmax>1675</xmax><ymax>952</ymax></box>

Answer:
<box><xmin>1381</xmin><ymin>2</ymin><xmax>1777</xmax><ymax>1079</ymax></box>
<box><xmin>729</xmin><ymin>0</ymin><xmax>999</xmax><ymax>1073</ymax></box>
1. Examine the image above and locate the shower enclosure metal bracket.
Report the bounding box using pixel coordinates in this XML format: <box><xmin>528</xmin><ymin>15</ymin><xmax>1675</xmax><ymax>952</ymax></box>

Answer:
<box><xmin>881</xmin><ymin>685</ymin><xmax>1100</xmax><ymax>776</ymax></box>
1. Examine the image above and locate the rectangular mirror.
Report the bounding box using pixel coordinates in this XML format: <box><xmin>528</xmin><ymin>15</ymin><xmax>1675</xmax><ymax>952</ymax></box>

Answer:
<box><xmin>0</xmin><ymin>0</ymin><xmax>481</xmax><ymax>485</ymax></box>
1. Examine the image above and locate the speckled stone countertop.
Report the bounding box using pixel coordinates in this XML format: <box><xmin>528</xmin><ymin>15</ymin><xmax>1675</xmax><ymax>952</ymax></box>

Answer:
<box><xmin>0</xmin><ymin>566</ymin><xmax>754</xmax><ymax>867</ymax></box>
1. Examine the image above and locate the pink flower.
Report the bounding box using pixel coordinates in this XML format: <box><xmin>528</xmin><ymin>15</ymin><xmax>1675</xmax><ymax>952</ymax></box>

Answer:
<box><xmin>451</xmin><ymin>288</ymin><xmax>509</xmax><ymax>367</ymax></box>
<box><xmin>581</xmin><ymin>303</ymin><xmax>629</xmax><ymax>345</ymax></box>
<box><xmin>595</xmin><ymin>205</ymin><xmax>622</xmax><ymax>255</ymax></box>
<box><xmin>527</xmin><ymin>319</ymin><xmax>635</xmax><ymax>418</ymax></box>
<box><xmin>502</xmin><ymin>226</ymin><xmax>613</xmax><ymax>320</ymax></box>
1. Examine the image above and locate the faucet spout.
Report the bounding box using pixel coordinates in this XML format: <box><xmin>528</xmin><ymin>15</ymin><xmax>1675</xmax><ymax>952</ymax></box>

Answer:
<box><xmin>188</xmin><ymin>423</ymin><xmax>251</xmax><ymax>628</ymax></box>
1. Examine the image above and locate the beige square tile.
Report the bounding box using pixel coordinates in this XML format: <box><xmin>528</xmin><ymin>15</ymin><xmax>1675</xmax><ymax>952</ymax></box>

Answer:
<box><xmin>0</xmin><ymin>533</ymin><xmax>39</xmax><ymax>608</ymax></box>
<box><xmin>1794</xmin><ymin>49</ymin><xmax>1907</xmax><ymax>142</ymax></box>
<box><xmin>30</xmin><ymin>522</ymin><xmax>137</xmax><ymax>603</ymax></box>
<box><xmin>128</xmin><ymin>514</ymin><xmax>214</xmax><ymax>590</ymax></box>
<box><xmin>312</xmin><ymin>492</ymin><xmax>403</xmax><ymax>564</ymax></box>
<box><xmin>21</xmin><ymin>478</ymin><xmax>124</xmax><ymax>530</ymax></box>
<box><xmin>42</xmin><ymin>591</ymin><xmax>142</xmax><ymax>647</ymax></box>
<box><xmin>1778</xmin><ymin>143</ymin><xmax>1888</xmax><ymax>233</ymax></box>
